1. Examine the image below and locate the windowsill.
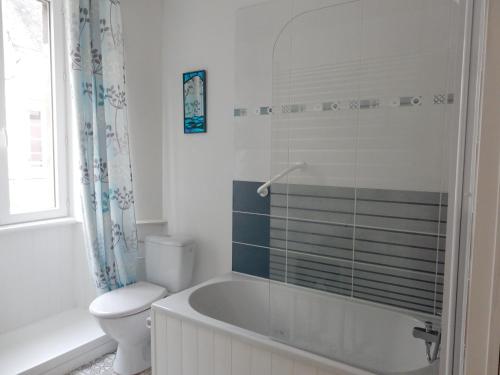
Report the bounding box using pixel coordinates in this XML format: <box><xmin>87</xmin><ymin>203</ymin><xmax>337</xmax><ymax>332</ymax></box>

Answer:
<box><xmin>0</xmin><ymin>217</ymin><xmax>168</xmax><ymax>234</ymax></box>
<box><xmin>0</xmin><ymin>217</ymin><xmax>80</xmax><ymax>234</ymax></box>
<box><xmin>136</xmin><ymin>219</ymin><xmax>168</xmax><ymax>225</ymax></box>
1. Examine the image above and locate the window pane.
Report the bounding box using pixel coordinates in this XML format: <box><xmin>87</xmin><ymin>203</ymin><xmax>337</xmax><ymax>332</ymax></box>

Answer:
<box><xmin>2</xmin><ymin>0</ymin><xmax>56</xmax><ymax>214</ymax></box>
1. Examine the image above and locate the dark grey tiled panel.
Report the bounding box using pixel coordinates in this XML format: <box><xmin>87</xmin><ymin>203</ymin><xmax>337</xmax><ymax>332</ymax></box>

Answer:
<box><xmin>232</xmin><ymin>181</ymin><xmax>270</xmax><ymax>281</ymax></box>
<box><xmin>232</xmin><ymin>180</ymin><xmax>447</xmax><ymax>316</ymax></box>
<box><xmin>270</xmin><ymin>183</ymin><xmax>447</xmax><ymax>316</ymax></box>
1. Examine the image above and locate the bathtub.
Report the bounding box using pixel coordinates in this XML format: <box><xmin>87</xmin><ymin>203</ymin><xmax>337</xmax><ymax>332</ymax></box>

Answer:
<box><xmin>151</xmin><ymin>273</ymin><xmax>439</xmax><ymax>375</ymax></box>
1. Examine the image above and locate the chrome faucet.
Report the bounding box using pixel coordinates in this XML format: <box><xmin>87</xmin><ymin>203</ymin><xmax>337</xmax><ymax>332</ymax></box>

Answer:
<box><xmin>412</xmin><ymin>321</ymin><xmax>441</xmax><ymax>363</ymax></box>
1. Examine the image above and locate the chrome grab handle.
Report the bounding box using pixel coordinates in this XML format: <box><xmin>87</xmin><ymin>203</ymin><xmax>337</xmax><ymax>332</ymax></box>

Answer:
<box><xmin>257</xmin><ymin>162</ymin><xmax>306</xmax><ymax>197</ymax></box>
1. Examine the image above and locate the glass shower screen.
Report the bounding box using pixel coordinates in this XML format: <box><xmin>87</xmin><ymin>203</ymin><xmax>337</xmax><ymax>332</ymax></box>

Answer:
<box><xmin>266</xmin><ymin>0</ymin><xmax>465</xmax><ymax>373</ymax></box>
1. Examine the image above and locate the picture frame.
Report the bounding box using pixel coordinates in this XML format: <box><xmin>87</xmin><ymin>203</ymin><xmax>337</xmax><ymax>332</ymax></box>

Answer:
<box><xmin>183</xmin><ymin>70</ymin><xmax>207</xmax><ymax>134</ymax></box>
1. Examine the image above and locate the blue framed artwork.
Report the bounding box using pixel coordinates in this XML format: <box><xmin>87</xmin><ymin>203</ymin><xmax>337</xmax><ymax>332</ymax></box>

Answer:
<box><xmin>183</xmin><ymin>70</ymin><xmax>207</xmax><ymax>134</ymax></box>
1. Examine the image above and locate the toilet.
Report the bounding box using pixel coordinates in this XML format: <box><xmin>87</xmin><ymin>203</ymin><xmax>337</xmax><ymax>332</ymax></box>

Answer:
<box><xmin>89</xmin><ymin>235</ymin><xmax>195</xmax><ymax>375</ymax></box>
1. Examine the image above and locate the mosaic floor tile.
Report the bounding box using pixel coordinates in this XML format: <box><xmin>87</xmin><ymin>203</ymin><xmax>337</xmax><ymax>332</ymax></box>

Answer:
<box><xmin>68</xmin><ymin>352</ymin><xmax>151</xmax><ymax>375</ymax></box>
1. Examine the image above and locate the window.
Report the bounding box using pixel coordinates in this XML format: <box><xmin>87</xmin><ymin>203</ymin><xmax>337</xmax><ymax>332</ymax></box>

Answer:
<box><xmin>0</xmin><ymin>0</ymin><xmax>67</xmax><ymax>225</ymax></box>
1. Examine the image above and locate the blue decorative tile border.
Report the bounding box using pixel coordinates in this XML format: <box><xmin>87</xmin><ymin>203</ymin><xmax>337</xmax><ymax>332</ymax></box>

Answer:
<box><xmin>232</xmin><ymin>180</ymin><xmax>447</xmax><ymax>316</ymax></box>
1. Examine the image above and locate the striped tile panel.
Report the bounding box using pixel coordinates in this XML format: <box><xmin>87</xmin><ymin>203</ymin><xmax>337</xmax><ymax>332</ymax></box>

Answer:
<box><xmin>232</xmin><ymin>180</ymin><xmax>447</xmax><ymax>316</ymax></box>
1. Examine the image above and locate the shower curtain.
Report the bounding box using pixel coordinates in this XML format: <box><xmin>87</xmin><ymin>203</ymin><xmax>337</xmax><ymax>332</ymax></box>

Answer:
<box><xmin>65</xmin><ymin>0</ymin><xmax>138</xmax><ymax>293</ymax></box>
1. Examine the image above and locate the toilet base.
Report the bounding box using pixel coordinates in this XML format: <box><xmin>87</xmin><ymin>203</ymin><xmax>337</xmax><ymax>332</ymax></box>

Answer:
<box><xmin>113</xmin><ymin>339</ymin><xmax>151</xmax><ymax>375</ymax></box>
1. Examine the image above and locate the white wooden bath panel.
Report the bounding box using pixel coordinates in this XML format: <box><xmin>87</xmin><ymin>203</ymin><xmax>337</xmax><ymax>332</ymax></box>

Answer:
<box><xmin>151</xmin><ymin>311</ymin><xmax>347</xmax><ymax>375</ymax></box>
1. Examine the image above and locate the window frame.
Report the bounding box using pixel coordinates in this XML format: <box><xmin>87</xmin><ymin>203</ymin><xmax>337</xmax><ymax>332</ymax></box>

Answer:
<box><xmin>0</xmin><ymin>0</ymin><xmax>68</xmax><ymax>225</ymax></box>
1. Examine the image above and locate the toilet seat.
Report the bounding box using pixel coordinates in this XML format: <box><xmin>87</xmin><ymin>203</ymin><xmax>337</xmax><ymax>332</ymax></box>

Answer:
<box><xmin>89</xmin><ymin>281</ymin><xmax>167</xmax><ymax>319</ymax></box>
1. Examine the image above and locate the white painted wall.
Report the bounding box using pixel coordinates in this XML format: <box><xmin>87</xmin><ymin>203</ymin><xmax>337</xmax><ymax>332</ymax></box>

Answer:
<box><xmin>162</xmin><ymin>0</ymin><xmax>266</xmax><ymax>283</ymax></box>
<box><xmin>122</xmin><ymin>0</ymin><xmax>164</xmax><ymax>222</ymax></box>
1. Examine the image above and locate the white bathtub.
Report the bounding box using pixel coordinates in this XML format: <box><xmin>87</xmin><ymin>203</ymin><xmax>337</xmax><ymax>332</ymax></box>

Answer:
<box><xmin>151</xmin><ymin>273</ymin><xmax>439</xmax><ymax>375</ymax></box>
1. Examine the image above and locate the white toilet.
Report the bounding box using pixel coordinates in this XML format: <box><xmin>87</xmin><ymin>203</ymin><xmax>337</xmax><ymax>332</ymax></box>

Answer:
<box><xmin>89</xmin><ymin>235</ymin><xmax>195</xmax><ymax>375</ymax></box>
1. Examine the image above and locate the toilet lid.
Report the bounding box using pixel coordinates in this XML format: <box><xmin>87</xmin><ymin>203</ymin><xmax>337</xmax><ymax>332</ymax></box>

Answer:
<box><xmin>89</xmin><ymin>282</ymin><xmax>168</xmax><ymax>319</ymax></box>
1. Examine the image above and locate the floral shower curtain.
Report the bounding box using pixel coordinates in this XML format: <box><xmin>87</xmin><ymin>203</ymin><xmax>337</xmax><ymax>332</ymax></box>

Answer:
<box><xmin>65</xmin><ymin>0</ymin><xmax>138</xmax><ymax>293</ymax></box>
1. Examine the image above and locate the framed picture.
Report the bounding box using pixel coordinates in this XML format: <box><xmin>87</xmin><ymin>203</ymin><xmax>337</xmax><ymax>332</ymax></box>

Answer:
<box><xmin>183</xmin><ymin>70</ymin><xmax>207</xmax><ymax>134</ymax></box>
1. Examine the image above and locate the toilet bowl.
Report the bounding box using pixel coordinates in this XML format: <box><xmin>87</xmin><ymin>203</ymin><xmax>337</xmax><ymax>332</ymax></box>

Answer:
<box><xmin>89</xmin><ymin>235</ymin><xmax>195</xmax><ymax>375</ymax></box>
<box><xmin>90</xmin><ymin>282</ymin><xmax>167</xmax><ymax>375</ymax></box>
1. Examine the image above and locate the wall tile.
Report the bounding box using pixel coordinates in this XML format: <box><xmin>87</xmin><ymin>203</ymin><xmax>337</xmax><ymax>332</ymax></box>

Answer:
<box><xmin>353</xmin><ymin>262</ymin><xmax>442</xmax><ymax>314</ymax></box>
<box><xmin>233</xmin><ymin>180</ymin><xmax>270</xmax><ymax>214</ymax></box>
<box><xmin>233</xmin><ymin>243</ymin><xmax>270</xmax><ymax>278</ymax></box>
<box><xmin>355</xmin><ymin>227</ymin><xmax>446</xmax><ymax>251</ymax></box>
<box><xmin>270</xmin><ymin>249</ymin><xmax>353</xmax><ymax>297</ymax></box>
<box><xmin>232</xmin><ymin>212</ymin><xmax>270</xmax><ymax>248</ymax></box>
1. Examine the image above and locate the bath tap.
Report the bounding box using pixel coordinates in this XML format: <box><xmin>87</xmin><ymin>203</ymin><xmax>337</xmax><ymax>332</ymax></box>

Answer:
<box><xmin>412</xmin><ymin>321</ymin><xmax>441</xmax><ymax>363</ymax></box>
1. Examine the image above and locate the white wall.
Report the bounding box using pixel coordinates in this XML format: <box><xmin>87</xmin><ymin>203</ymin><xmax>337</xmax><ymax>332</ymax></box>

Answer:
<box><xmin>162</xmin><ymin>0</ymin><xmax>266</xmax><ymax>283</ymax></box>
<box><xmin>122</xmin><ymin>0</ymin><xmax>164</xmax><ymax>222</ymax></box>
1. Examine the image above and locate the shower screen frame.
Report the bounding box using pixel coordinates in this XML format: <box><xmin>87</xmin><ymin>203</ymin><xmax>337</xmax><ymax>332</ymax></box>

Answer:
<box><xmin>441</xmin><ymin>0</ymin><xmax>491</xmax><ymax>373</ymax></box>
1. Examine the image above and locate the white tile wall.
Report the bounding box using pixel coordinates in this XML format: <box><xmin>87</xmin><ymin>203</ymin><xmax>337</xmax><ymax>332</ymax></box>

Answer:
<box><xmin>152</xmin><ymin>311</ymin><xmax>358</xmax><ymax>375</ymax></box>
<box><xmin>234</xmin><ymin>0</ymin><xmax>292</xmax><ymax>183</ymax></box>
<box><xmin>234</xmin><ymin>0</ymin><xmax>462</xmax><ymax>192</ymax></box>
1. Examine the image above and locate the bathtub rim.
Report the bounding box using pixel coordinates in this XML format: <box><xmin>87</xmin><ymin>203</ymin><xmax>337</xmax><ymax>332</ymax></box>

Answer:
<box><xmin>152</xmin><ymin>272</ymin><xmax>438</xmax><ymax>375</ymax></box>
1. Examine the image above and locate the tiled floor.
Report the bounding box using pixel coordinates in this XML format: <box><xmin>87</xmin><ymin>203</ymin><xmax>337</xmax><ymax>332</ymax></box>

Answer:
<box><xmin>68</xmin><ymin>352</ymin><xmax>151</xmax><ymax>375</ymax></box>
